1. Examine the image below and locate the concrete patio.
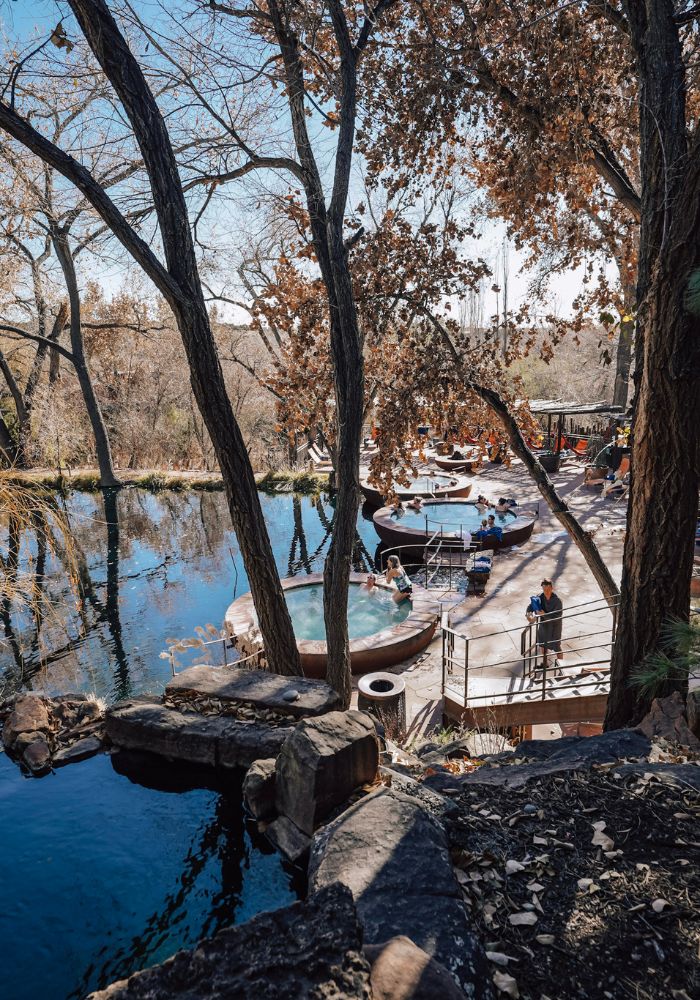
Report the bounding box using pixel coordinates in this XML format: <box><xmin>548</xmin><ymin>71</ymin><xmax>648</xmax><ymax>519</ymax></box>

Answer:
<box><xmin>351</xmin><ymin>454</ymin><xmax>628</xmax><ymax>743</ymax></box>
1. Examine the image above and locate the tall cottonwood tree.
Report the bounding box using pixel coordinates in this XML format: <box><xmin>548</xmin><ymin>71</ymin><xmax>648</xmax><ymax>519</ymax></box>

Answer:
<box><xmin>135</xmin><ymin>0</ymin><xmax>401</xmax><ymax>705</ymax></box>
<box><xmin>605</xmin><ymin>1</ymin><xmax>700</xmax><ymax>727</ymax></box>
<box><xmin>0</xmin><ymin>2</ymin><xmax>302</xmax><ymax>678</ymax></box>
<box><xmin>362</xmin><ymin>0</ymin><xmax>641</xmax><ymax>407</ymax></box>
<box><xmin>362</xmin><ymin>0</ymin><xmax>699</xmax><ymax>725</ymax></box>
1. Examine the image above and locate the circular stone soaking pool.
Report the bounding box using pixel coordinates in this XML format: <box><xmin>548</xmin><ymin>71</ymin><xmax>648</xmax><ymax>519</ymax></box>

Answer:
<box><xmin>372</xmin><ymin>500</ymin><xmax>536</xmax><ymax>551</ymax></box>
<box><xmin>395</xmin><ymin>502</ymin><xmax>514</xmax><ymax>533</ymax></box>
<box><xmin>284</xmin><ymin>581</ymin><xmax>411</xmax><ymax>641</ymax></box>
<box><xmin>225</xmin><ymin>573</ymin><xmax>438</xmax><ymax>677</ymax></box>
<box><xmin>360</xmin><ymin>471</ymin><xmax>472</xmax><ymax>508</ymax></box>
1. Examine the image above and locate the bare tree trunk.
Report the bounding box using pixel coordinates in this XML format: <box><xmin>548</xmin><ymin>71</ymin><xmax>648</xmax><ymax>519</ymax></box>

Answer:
<box><xmin>18</xmin><ymin>301</ymin><xmax>70</xmax><ymax>463</ymax></box>
<box><xmin>63</xmin><ymin>0</ymin><xmax>301</xmax><ymax>676</ymax></box>
<box><xmin>612</xmin><ymin>276</ymin><xmax>635</xmax><ymax>410</ymax></box>
<box><xmin>472</xmin><ymin>384</ymin><xmax>619</xmax><ymax>605</ymax></box>
<box><xmin>322</xmin><ymin>239</ymin><xmax>364</xmax><ymax>709</ymax></box>
<box><xmin>0</xmin><ymin>411</ymin><xmax>18</xmax><ymax>465</ymax></box>
<box><xmin>52</xmin><ymin>227</ymin><xmax>120</xmax><ymax>489</ymax></box>
<box><xmin>606</xmin><ymin>1</ymin><xmax>700</xmax><ymax>729</ymax></box>
<box><xmin>262</xmin><ymin>0</ymin><xmax>370</xmax><ymax>706</ymax></box>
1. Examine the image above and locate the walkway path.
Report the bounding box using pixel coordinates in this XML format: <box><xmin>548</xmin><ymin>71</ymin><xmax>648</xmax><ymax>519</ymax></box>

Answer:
<box><xmin>351</xmin><ymin>455</ymin><xmax>628</xmax><ymax>743</ymax></box>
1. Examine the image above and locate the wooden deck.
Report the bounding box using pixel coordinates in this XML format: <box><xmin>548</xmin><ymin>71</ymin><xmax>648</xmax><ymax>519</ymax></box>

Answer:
<box><xmin>443</xmin><ymin>667</ymin><xmax>610</xmax><ymax>727</ymax></box>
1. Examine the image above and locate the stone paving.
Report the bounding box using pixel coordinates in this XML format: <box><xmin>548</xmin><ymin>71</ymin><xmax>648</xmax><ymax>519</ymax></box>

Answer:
<box><xmin>350</xmin><ymin>454</ymin><xmax>628</xmax><ymax>742</ymax></box>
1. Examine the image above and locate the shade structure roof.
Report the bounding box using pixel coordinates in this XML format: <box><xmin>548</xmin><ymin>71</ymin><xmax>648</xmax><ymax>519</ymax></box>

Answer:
<box><xmin>528</xmin><ymin>399</ymin><xmax>624</xmax><ymax>416</ymax></box>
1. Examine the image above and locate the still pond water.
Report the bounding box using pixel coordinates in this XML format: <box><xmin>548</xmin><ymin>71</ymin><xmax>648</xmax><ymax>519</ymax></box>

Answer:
<box><xmin>0</xmin><ymin>489</ymin><xmax>379</xmax><ymax>1000</ymax></box>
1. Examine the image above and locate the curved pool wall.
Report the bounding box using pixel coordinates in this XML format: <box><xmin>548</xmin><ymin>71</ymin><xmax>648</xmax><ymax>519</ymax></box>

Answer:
<box><xmin>225</xmin><ymin>573</ymin><xmax>439</xmax><ymax>677</ymax></box>
<box><xmin>433</xmin><ymin>455</ymin><xmax>479</xmax><ymax>473</ymax></box>
<box><xmin>373</xmin><ymin>499</ymin><xmax>537</xmax><ymax>552</ymax></box>
<box><xmin>359</xmin><ymin>471</ymin><xmax>472</xmax><ymax>508</ymax></box>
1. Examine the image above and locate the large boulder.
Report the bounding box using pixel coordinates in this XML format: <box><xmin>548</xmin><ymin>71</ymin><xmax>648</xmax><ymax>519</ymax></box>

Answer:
<box><xmin>243</xmin><ymin>758</ymin><xmax>277</xmax><ymax>820</ymax></box>
<box><xmin>636</xmin><ymin>691</ymin><xmax>700</xmax><ymax>747</ymax></box>
<box><xmin>424</xmin><ymin>729</ymin><xmax>653</xmax><ymax>793</ymax></box>
<box><xmin>275</xmin><ymin>710</ymin><xmax>378</xmax><ymax>836</ymax></box>
<box><xmin>365</xmin><ymin>936</ymin><xmax>468</xmax><ymax>1000</ymax></box>
<box><xmin>166</xmin><ymin>665</ymin><xmax>340</xmax><ymax>718</ymax></box>
<box><xmin>309</xmin><ymin>787</ymin><xmax>491</xmax><ymax>999</ymax></box>
<box><xmin>2</xmin><ymin>695</ymin><xmax>50</xmax><ymax>750</ymax></box>
<box><xmin>86</xmin><ymin>882</ymin><xmax>371</xmax><ymax>999</ymax></box>
<box><xmin>106</xmin><ymin>701</ymin><xmax>292</xmax><ymax>769</ymax></box>
<box><xmin>22</xmin><ymin>738</ymin><xmax>51</xmax><ymax>775</ymax></box>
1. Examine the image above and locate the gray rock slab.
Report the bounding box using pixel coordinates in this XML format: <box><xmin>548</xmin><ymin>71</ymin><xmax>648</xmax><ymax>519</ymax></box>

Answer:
<box><xmin>243</xmin><ymin>758</ymin><xmax>277</xmax><ymax>820</ymax></box>
<box><xmin>106</xmin><ymin>702</ymin><xmax>292</xmax><ymax>770</ymax></box>
<box><xmin>688</xmin><ymin>690</ymin><xmax>700</xmax><ymax>739</ymax></box>
<box><xmin>378</xmin><ymin>765</ymin><xmax>459</xmax><ymax>821</ymax></box>
<box><xmin>276</xmin><ymin>710</ymin><xmax>378</xmax><ymax>836</ymax></box>
<box><xmin>165</xmin><ymin>665</ymin><xmax>340</xmax><ymax>718</ymax></box>
<box><xmin>265</xmin><ymin>815</ymin><xmax>312</xmax><ymax>864</ymax></box>
<box><xmin>309</xmin><ymin>787</ymin><xmax>491</xmax><ymax>999</ymax></box>
<box><xmin>636</xmin><ymin>691</ymin><xmax>700</xmax><ymax>747</ymax></box>
<box><xmin>86</xmin><ymin>881</ymin><xmax>371</xmax><ymax>1000</ymax></box>
<box><xmin>612</xmin><ymin>762</ymin><xmax>700</xmax><ymax>791</ymax></box>
<box><xmin>2</xmin><ymin>696</ymin><xmax>50</xmax><ymax>749</ymax></box>
<box><xmin>423</xmin><ymin>729</ymin><xmax>655</xmax><ymax>792</ymax></box>
<box><xmin>510</xmin><ymin>729</ymin><xmax>651</xmax><ymax>764</ymax></box>
<box><xmin>53</xmin><ymin>736</ymin><xmax>103</xmax><ymax>767</ymax></box>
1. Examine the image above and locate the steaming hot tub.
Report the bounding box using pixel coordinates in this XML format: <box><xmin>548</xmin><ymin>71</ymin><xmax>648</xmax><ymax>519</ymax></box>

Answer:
<box><xmin>225</xmin><ymin>573</ymin><xmax>439</xmax><ymax>678</ymax></box>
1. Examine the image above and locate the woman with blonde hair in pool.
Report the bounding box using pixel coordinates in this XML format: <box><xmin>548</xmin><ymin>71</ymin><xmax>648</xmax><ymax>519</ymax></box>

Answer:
<box><xmin>385</xmin><ymin>555</ymin><xmax>413</xmax><ymax>603</ymax></box>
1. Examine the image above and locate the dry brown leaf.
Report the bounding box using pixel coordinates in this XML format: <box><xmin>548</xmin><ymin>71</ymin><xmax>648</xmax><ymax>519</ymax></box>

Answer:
<box><xmin>505</xmin><ymin>859</ymin><xmax>526</xmax><ymax>874</ymax></box>
<box><xmin>493</xmin><ymin>970</ymin><xmax>520</xmax><ymax>997</ymax></box>
<box><xmin>509</xmin><ymin>911</ymin><xmax>538</xmax><ymax>926</ymax></box>
<box><xmin>527</xmin><ymin>881</ymin><xmax>545</xmax><ymax>892</ymax></box>
<box><xmin>591</xmin><ymin>820</ymin><xmax>614</xmax><ymax>851</ymax></box>
<box><xmin>486</xmin><ymin>951</ymin><xmax>518</xmax><ymax>966</ymax></box>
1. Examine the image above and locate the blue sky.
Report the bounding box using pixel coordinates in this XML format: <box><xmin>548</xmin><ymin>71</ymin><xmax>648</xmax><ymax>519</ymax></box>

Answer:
<box><xmin>1</xmin><ymin>0</ymin><xmax>600</xmax><ymax>322</ymax></box>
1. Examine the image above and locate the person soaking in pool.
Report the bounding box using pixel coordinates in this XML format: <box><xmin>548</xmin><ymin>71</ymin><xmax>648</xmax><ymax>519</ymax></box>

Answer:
<box><xmin>526</xmin><ymin>579</ymin><xmax>565</xmax><ymax>675</ymax></box>
<box><xmin>385</xmin><ymin>555</ymin><xmax>413</xmax><ymax>602</ymax></box>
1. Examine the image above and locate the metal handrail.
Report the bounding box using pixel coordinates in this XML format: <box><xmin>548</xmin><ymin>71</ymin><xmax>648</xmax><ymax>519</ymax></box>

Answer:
<box><xmin>442</xmin><ymin>595</ymin><xmax>620</xmax><ymax>643</ymax></box>
<box><xmin>441</xmin><ymin>594</ymin><xmax>620</xmax><ymax>710</ymax></box>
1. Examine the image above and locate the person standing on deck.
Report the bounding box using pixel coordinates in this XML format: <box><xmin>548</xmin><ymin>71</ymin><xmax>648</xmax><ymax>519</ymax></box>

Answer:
<box><xmin>526</xmin><ymin>579</ymin><xmax>564</xmax><ymax>676</ymax></box>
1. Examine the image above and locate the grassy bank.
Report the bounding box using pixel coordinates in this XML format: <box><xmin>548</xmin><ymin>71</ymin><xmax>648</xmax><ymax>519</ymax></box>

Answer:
<box><xmin>1</xmin><ymin>467</ymin><xmax>330</xmax><ymax>495</ymax></box>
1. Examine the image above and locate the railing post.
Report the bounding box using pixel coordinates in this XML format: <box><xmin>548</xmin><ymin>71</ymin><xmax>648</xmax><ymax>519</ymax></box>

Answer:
<box><xmin>222</xmin><ymin>636</ymin><xmax>228</xmax><ymax>667</ymax></box>
<box><xmin>441</xmin><ymin>620</ymin><xmax>446</xmax><ymax>693</ymax></box>
<box><xmin>464</xmin><ymin>638</ymin><xmax>469</xmax><ymax>708</ymax></box>
<box><xmin>541</xmin><ymin>656</ymin><xmax>547</xmax><ymax>700</ymax></box>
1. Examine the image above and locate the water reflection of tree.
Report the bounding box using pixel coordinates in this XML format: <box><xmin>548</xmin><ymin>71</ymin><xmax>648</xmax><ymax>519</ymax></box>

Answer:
<box><xmin>72</xmin><ymin>769</ymin><xmax>249</xmax><ymax>999</ymax></box>
<box><xmin>2</xmin><ymin>488</ymin><xmax>375</xmax><ymax>696</ymax></box>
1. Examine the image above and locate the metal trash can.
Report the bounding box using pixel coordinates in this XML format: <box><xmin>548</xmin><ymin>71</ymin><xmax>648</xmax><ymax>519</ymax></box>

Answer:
<box><xmin>357</xmin><ymin>672</ymin><xmax>406</xmax><ymax>741</ymax></box>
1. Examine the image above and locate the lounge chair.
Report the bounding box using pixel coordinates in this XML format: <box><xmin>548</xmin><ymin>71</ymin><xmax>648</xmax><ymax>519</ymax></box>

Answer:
<box><xmin>602</xmin><ymin>455</ymin><xmax>631</xmax><ymax>499</ymax></box>
<box><xmin>308</xmin><ymin>443</ymin><xmax>334</xmax><ymax>471</ymax></box>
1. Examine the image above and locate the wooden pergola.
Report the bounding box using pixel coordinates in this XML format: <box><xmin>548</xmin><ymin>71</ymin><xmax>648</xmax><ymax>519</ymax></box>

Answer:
<box><xmin>529</xmin><ymin>400</ymin><xmax>624</xmax><ymax>463</ymax></box>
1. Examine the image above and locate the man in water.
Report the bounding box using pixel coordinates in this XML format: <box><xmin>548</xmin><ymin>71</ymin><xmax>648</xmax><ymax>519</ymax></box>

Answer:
<box><xmin>526</xmin><ymin>578</ymin><xmax>564</xmax><ymax>675</ymax></box>
<box><xmin>486</xmin><ymin>514</ymin><xmax>503</xmax><ymax>542</ymax></box>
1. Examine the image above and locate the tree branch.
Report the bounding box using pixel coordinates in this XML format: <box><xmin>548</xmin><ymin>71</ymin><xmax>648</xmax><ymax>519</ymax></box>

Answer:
<box><xmin>0</xmin><ymin>102</ymin><xmax>184</xmax><ymax>309</ymax></box>
<box><xmin>0</xmin><ymin>323</ymin><xmax>75</xmax><ymax>363</ymax></box>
